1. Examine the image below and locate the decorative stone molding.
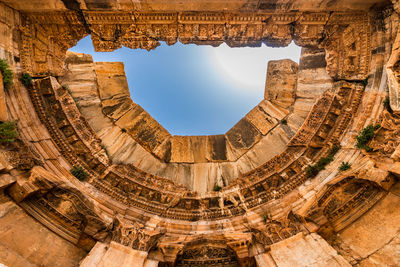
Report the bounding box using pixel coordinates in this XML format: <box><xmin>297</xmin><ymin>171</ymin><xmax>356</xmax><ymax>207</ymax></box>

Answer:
<box><xmin>299</xmin><ymin>177</ymin><xmax>385</xmax><ymax>233</ymax></box>
<box><xmin>250</xmin><ymin>215</ymin><xmax>304</xmax><ymax>248</ymax></box>
<box><xmin>26</xmin><ymin>73</ymin><xmax>366</xmax><ymax>220</ymax></box>
<box><xmin>111</xmin><ymin>218</ymin><xmax>164</xmax><ymax>252</ymax></box>
<box><xmin>19</xmin><ymin>11</ymin><xmax>370</xmax><ymax>82</ymax></box>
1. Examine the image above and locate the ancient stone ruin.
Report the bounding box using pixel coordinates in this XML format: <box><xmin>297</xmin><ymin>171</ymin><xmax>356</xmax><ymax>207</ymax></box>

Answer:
<box><xmin>0</xmin><ymin>0</ymin><xmax>400</xmax><ymax>266</ymax></box>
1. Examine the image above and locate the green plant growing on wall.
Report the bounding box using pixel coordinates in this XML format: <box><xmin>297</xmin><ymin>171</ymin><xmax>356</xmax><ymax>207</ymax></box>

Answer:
<box><xmin>355</xmin><ymin>124</ymin><xmax>380</xmax><ymax>152</ymax></box>
<box><xmin>383</xmin><ymin>97</ymin><xmax>393</xmax><ymax>114</ymax></box>
<box><xmin>21</xmin><ymin>73</ymin><xmax>32</xmax><ymax>87</ymax></box>
<box><xmin>213</xmin><ymin>184</ymin><xmax>222</xmax><ymax>192</ymax></box>
<box><xmin>0</xmin><ymin>59</ymin><xmax>13</xmax><ymax>90</ymax></box>
<box><xmin>0</xmin><ymin>121</ymin><xmax>18</xmax><ymax>143</ymax></box>
<box><xmin>306</xmin><ymin>145</ymin><xmax>341</xmax><ymax>177</ymax></box>
<box><xmin>101</xmin><ymin>144</ymin><xmax>109</xmax><ymax>157</ymax></box>
<box><xmin>70</xmin><ymin>166</ymin><xmax>89</xmax><ymax>181</ymax></box>
<box><xmin>62</xmin><ymin>84</ymin><xmax>72</xmax><ymax>95</ymax></box>
<box><xmin>263</xmin><ymin>212</ymin><xmax>269</xmax><ymax>222</ymax></box>
<box><xmin>338</xmin><ymin>162</ymin><xmax>351</xmax><ymax>172</ymax></box>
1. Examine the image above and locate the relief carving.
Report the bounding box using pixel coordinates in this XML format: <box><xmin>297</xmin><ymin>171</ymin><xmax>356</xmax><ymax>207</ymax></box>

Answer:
<box><xmin>111</xmin><ymin>217</ymin><xmax>164</xmax><ymax>252</ymax></box>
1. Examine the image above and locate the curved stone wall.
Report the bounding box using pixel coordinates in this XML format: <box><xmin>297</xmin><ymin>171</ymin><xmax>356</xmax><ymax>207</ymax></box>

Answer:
<box><xmin>0</xmin><ymin>0</ymin><xmax>400</xmax><ymax>266</ymax></box>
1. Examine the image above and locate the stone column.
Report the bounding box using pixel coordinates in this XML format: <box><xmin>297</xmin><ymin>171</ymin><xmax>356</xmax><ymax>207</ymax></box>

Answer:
<box><xmin>80</xmin><ymin>242</ymin><xmax>149</xmax><ymax>267</ymax></box>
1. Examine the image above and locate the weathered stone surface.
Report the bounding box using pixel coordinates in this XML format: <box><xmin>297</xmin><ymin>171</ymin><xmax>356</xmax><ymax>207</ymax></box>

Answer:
<box><xmin>0</xmin><ymin>173</ymin><xmax>16</xmax><ymax>190</ymax></box>
<box><xmin>269</xmin><ymin>233</ymin><xmax>351</xmax><ymax>267</ymax></box>
<box><xmin>189</xmin><ymin>136</ymin><xmax>208</xmax><ymax>162</ymax></box>
<box><xmin>207</xmin><ymin>135</ymin><xmax>228</xmax><ymax>161</ymax></box>
<box><xmin>2</xmin><ymin>2</ymin><xmax>400</xmax><ymax>267</ymax></box>
<box><xmin>95</xmin><ymin>62</ymin><xmax>130</xmax><ymax>101</ymax></box>
<box><xmin>0</xmin><ymin>200</ymin><xmax>87</xmax><ymax>267</ymax></box>
<box><xmin>171</xmin><ymin>136</ymin><xmax>194</xmax><ymax>163</ymax></box>
<box><xmin>1</xmin><ymin>0</ymin><xmax>386</xmax><ymax>12</ymax></box>
<box><xmin>0</xmin><ymin>73</ymin><xmax>7</xmax><ymax>121</ymax></box>
<box><xmin>264</xmin><ymin>59</ymin><xmax>298</xmax><ymax>109</ymax></box>
<box><xmin>245</xmin><ymin>104</ymin><xmax>278</xmax><ymax>135</ymax></box>
<box><xmin>226</xmin><ymin>118</ymin><xmax>261</xmax><ymax>152</ymax></box>
<box><xmin>337</xmin><ymin>193</ymin><xmax>400</xmax><ymax>260</ymax></box>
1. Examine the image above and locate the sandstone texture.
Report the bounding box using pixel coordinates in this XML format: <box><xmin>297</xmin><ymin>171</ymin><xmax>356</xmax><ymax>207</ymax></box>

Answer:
<box><xmin>0</xmin><ymin>0</ymin><xmax>399</xmax><ymax>267</ymax></box>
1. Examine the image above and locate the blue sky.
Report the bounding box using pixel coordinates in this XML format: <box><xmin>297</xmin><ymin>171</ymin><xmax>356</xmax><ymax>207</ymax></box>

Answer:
<box><xmin>69</xmin><ymin>36</ymin><xmax>301</xmax><ymax>135</ymax></box>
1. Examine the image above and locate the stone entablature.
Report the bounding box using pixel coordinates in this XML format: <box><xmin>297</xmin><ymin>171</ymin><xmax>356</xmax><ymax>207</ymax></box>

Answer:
<box><xmin>28</xmin><ymin>74</ymin><xmax>365</xmax><ymax>221</ymax></box>
<box><xmin>20</xmin><ymin>10</ymin><xmax>370</xmax><ymax>82</ymax></box>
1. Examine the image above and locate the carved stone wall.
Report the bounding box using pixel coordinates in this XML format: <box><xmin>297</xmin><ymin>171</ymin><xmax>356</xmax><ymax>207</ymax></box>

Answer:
<box><xmin>0</xmin><ymin>0</ymin><xmax>400</xmax><ymax>266</ymax></box>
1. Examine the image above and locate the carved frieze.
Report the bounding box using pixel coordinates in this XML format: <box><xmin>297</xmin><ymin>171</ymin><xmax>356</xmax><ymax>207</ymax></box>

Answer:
<box><xmin>251</xmin><ymin>215</ymin><xmax>303</xmax><ymax>247</ymax></box>
<box><xmin>25</xmin><ymin>71</ymin><xmax>365</xmax><ymax>220</ymax></box>
<box><xmin>111</xmin><ymin>218</ymin><xmax>164</xmax><ymax>252</ymax></box>
<box><xmin>20</xmin><ymin>186</ymin><xmax>111</xmax><ymax>244</ymax></box>
<box><xmin>304</xmin><ymin>178</ymin><xmax>384</xmax><ymax>232</ymax></box>
<box><xmin>370</xmin><ymin>110</ymin><xmax>400</xmax><ymax>156</ymax></box>
<box><xmin>19</xmin><ymin>11</ymin><xmax>370</xmax><ymax>80</ymax></box>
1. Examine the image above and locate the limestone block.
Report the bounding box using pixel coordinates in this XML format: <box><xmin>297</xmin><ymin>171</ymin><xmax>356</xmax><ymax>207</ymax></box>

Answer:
<box><xmin>189</xmin><ymin>136</ymin><xmax>208</xmax><ymax>162</ymax></box>
<box><xmin>391</xmin><ymin>144</ymin><xmax>400</xmax><ymax>161</ymax></box>
<box><xmin>245</xmin><ymin>105</ymin><xmax>278</xmax><ymax>135</ymax></box>
<box><xmin>0</xmin><ymin>201</ymin><xmax>87</xmax><ymax>267</ymax></box>
<box><xmin>65</xmin><ymin>51</ymin><xmax>93</xmax><ymax>65</ymax></box>
<box><xmin>355</xmin><ymin>159</ymin><xmax>392</xmax><ymax>190</ymax></box>
<box><xmin>102</xmin><ymin>98</ymin><xmax>133</xmax><ymax>121</ymax></box>
<box><xmin>0</xmin><ymin>73</ymin><xmax>7</xmax><ymax>121</ymax></box>
<box><xmin>0</xmin><ymin>242</ymin><xmax>35</xmax><ymax>267</ymax></box>
<box><xmin>171</xmin><ymin>136</ymin><xmax>193</xmax><ymax>163</ymax></box>
<box><xmin>242</xmin><ymin>126</ymin><xmax>289</xmax><ymax>168</ymax></box>
<box><xmin>0</xmin><ymin>152</ymin><xmax>12</xmax><ymax>172</ymax></box>
<box><xmin>357</xmin><ymin>234</ymin><xmax>400</xmax><ymax>267</ymax></box>
<box><xmin>386</xmin><ymin>27</ymin><xmax>400</xmax><ymax>114</ymax></box>
<box><xmin>99</xmin><ymin>242</ymin><xmax>148</xmax><ymax>267</ymax></box>
<box><xmin>389</xmin><ymin>162</ymin><xmax>400</xmax><ymax>178</ymax></box>
<box><xmin>114</xmin><ymin>104</ymin><xmax>144</xmax><ymax>130</ymax></box>
<box><xmin>116</xmin><ymin>104</ymin><xmax>171</xmax><ymax>154</ymax></box>
<box><xmin>337</xmin><ymin>192</ymin><xmax>400</xmax><ymax>259</ymax></box>
<box><xmin>8</xmin><ymin>166</ymin><xmax>58</xmax><ymax>203</ymax></box>
<box><xmin>258</xmin><ymin>100</ymin><xmax>289</xmax><ymax>121</ymax></box>
<box><xmin>207</xmin><ymin>135</ymin><xmax>228</xmax><ymax>161</ymax></box>
<box><xmin>81</xmin><ymin>104</ymin><xmax>115</xmax><ymax>134</ymax></box>
<box><xmin>226</xmin><ymin>118</ymin><xmax>261</xmax><ymax>156</ymax></box>
<box><xmin>0</xmin><ymin>173</ymin><xmax>16</xmax><ymax>190</ymax></box>
<box><xmin>152</xmin><ymin>138</ymin><xmax>172</xmax><ymax>162</ymax></box>
<box><xmin>255</xmin><ymin>252</ymin><xmax>277</xmax><ymax>267</ymax></box>
<box><xmin>264</xmin><ymin>59</ymin><xmax>298</xmax><ymax>109</ymax></box>
<box><xmin>269</xmin><ymin>233</ymin><xmax>351</xmax><ymax>267</ymax></box>
<box><xmin>299</xmin><ymin>47</ymin><xmax>327</xmax><ymax>70</ymax></box>
<box><xmin>143</xmin><ymin>259</ymin><xmax>159</xmax><ymax>267</ymax></box>
<box><xmin>94</xmin><ymin>62</ymin><xmax>130</xmax><ymax>100</ymax></box>
<box><xmin>192</xmin><ymin>162</ymin><xmax>221</xmax><ymax>193</ymax></box>
<box><xmin>79</xmin><ymin>242</ymin><xmax>108</xmax><ymax>267</ymax></box>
